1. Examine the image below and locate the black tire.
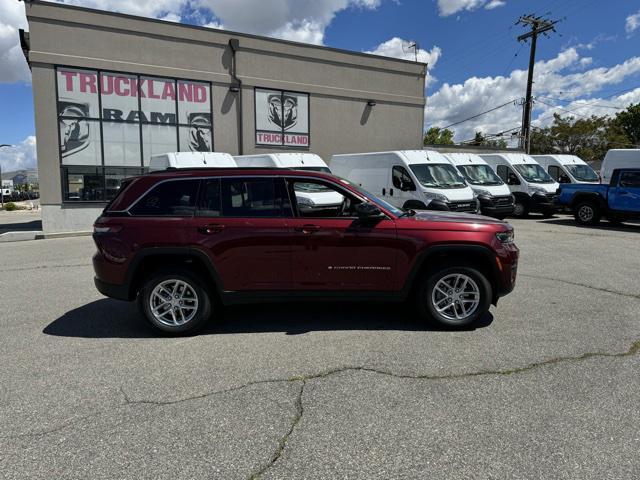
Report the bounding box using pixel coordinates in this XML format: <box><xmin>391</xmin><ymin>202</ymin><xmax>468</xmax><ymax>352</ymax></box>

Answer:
<box><xmin>138</xmin><ymin>268</ymin><xmax>213</xmax><ymax>335</ymax></box>
<box><xmin>416</xmin><ymin>266</ymin><xmax>492</xmax><ymax>328</ymax></box>
<box><xmin>512</xmin><ymin>201</ymin><xmax>528</xmax><ymax>218</ymax></box>
<box><xmin>541</xmin><ymin>208</ymin><xmax>555</xmax><ymax>218</ymax></box>
<box><xmin>574</xmin><ymin>201</ymin><xmax>601</xmax><ymax>226</ymax></box>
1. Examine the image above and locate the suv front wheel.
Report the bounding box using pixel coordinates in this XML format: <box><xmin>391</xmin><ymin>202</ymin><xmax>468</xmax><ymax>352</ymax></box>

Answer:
<box><xmin>417</xmin><ymin>266</ymin><xmax>492</xmax><ymax>327</ymax></box>
<box><xmin>139</xmin><ymin>268</ymin><xmax>212</xmax><ymax>334</ymax></box>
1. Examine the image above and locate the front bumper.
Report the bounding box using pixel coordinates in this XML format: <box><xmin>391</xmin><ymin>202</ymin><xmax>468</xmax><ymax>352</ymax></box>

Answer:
<box><xmin>531</xmin><ymin>192</ymin><xmax>561</xmax><ymax>212</ymax></box>
<box><xmin>478</xmin><ymin>195</ymin><xmax>515</xmax><ymax>217</ymax></box>
<box><xmin>428</xmin><ymin>199</ymin><xmax>479</xmax><ymax>214</ymax></box>
<box><xmin>94</xmin><ymin>277</ymin><xmax>130</xmax><ymax>301</ymax></box>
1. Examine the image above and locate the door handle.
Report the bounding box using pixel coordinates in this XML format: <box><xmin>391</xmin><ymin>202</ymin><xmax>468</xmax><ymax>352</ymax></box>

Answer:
<box><xmin>390</xmin><ymin>188</ymin><xmax>394</xmax><ymax>196</ymax></box>
<box><xmin>198</xmin><ymin>223</ymin><xmax>225</xmax><ymax>234</ymax></box>
<box><xmin>382</xmin><ymin>188</ymin><xmax>386</xmax><ymax>196</ymax></box>
<box><xmin>294</xmin><ymin>224</ymin><xmax>320</xmax><ymax>234</ymax></box>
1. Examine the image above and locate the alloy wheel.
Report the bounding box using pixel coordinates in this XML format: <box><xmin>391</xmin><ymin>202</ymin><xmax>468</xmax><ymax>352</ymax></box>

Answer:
<box><xmin>149</xmin><ymin>279</ymin><xmax>199</xmax><ymax>327</ymax></box>
<box><xmin>431</xmin><ymin>273</ymin><xmax>481</xmax><ymax>321</ymax></box>
<box><xmin>578</xmin><ymin>205</ymin><xmax>594</xmax><ymax>223</ymax></box>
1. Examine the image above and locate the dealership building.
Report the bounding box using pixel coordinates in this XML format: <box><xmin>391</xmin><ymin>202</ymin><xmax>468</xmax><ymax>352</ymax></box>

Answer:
<box><xmin>22</xmin><ymin>1</ymin><xmax>426</xmax><ymax>233</ymax></box>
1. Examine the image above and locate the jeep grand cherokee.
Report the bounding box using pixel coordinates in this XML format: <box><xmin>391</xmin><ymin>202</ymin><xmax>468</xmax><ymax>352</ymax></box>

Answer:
<box><xmin>93</xmin><ymin>169</ymin><xmax>518</xmax><ymax>334</ymax></box>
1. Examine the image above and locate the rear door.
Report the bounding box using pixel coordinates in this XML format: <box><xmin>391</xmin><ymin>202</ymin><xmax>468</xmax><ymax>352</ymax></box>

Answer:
<box><xmin>190</xmin><ymin>176</ymin><xmax>292</xmax><ymax>291</ymax></box>
<box><xmin>286</xmin><ymin>176</ymin><xmax>399</xmax><ymax>291</ymax></box>
<box><xmin>608</xmin><ymin>170</ymin><xmax>640</xmax><ymax>212</ymax></box>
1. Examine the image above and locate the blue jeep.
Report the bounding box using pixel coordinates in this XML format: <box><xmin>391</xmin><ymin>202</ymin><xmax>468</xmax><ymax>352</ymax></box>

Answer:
<box><xmin>558</xmin><ymin>168</ymin><xmax>640</xmax><ymax>226</ymax></box>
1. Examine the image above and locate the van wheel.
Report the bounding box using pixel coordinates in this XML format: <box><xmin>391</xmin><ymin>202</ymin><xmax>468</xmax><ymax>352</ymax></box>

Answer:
<box><xmin>416</xmin><ymin>266</ymin><xmax>492</xmax><ymax>328</ymax></box>
<box><xmin>513</xmin><ymin>201</ymin><xmax>528</xmax><ymax>218</ymax></box>
<box><xmin>139</xmin><ymin>268</ymin><xmax>212</xmax><ymax>335</ymax></box>
<box><xmin>574</xmin><ymin>202</ymin><xmax>600</xmax><ymax>226</ymax></box>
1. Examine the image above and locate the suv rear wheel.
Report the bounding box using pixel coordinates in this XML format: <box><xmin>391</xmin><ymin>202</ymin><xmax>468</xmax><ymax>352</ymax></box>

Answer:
<box><xmin>417</xmin><ymin>266</ymin><xmax>492</xmax><ymax>327</ymax></box>
<box><xmin>139</xmin><ymin>268</ymin><xmax>212</xmax><ymax>334</ymax></box>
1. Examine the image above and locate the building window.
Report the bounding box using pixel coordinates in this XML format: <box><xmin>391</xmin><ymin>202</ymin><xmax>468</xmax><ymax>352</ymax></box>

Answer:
<box><xmin>56</xmin><ymin>67</ymin><xmax>213</xmax><ymax>202</ymax></box>
<box><xmin>254</xmin><ymin>88</ymin><xmax>309</xmax><ymax>148</ymax></box>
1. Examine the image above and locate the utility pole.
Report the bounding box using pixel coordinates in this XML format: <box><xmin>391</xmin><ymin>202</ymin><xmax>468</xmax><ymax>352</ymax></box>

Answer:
<box><xmin>517</xmin><ymin>15</ymin><xmax>558</xmax><ymax>153</ymax></box>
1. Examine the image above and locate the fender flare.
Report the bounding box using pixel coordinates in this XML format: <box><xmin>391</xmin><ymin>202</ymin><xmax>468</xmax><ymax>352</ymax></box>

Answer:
<box><xmin>570</xmin><ymin>192</ymin><xmax>607</xmax><ymax>210</ymax></box>
<box><xmin>403</xmin><ymin>200</ymin><xmax>427</xmax><ymax>210</ymax></box>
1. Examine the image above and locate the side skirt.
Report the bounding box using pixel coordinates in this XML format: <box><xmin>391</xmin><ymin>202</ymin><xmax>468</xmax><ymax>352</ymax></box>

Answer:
<box><xmin>221</xmin><ymin>290</ymin><xmax>407</xmax><ymax>306</ymax></box>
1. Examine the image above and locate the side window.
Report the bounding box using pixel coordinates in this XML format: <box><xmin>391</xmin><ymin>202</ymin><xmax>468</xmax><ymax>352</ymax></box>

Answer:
<box><xmin>221</xmin><ymin>177</ymin><xmax>291</xmax><ymax>217</ymax></box>
<box><xmin>548</xmin><ymin>165</ymin><xmax>560</xmax><ymax>181</ymax></box>
<box><xmin>392</xmin><ymin>166</ymin><xmax>415</xmax><ymax>190</ymax></box>
<box><xmin>130</xmin><ymin>179</ymin><xmax>199</xmax><ymax>216</ymax></box>
<box><xmin>496</xmin><ymin>165</ymin><xmax>508</xmax><ymax>183</ymax></box>
<box><xmin>620</xmin><ymin>171</ymin><xmax>640</xmax><ymax>188</ymax></box>
<box><xmin>197</xmin><ymin>178</ymin><xmax>221</xmax><ymax>217</ymax></box>
<box><xmin>288</xmin><ymin>178</ymin><xmax>361</xmax><ymax>218</ymax></box>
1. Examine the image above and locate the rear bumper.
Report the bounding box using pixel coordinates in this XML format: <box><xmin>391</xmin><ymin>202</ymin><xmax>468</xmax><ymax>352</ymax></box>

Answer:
<box><xmin>94</xmin><ymin>277</ymin><xmax>131</xmax><ymax>301</ymax></box>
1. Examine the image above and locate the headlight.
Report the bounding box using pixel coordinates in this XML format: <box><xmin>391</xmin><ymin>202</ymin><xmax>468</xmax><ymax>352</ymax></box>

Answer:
<box><xmin>296</xmin><ymin>196</ymin><xmax>315</xmax><ymax>207</ymax></box>
<box><xmin>424</xmin><ymin>192</ymin><xmax>449</xmax><ymax>203</ymax></box>
<box><xmin>496</xmin><ymin>231</ymin><xmax>514</xmax><ymax>244</ymax></box>
<box><xmin>474</xmin><ymin>189</ymin><xmax>492</xmax><ymax>198</ymax></box>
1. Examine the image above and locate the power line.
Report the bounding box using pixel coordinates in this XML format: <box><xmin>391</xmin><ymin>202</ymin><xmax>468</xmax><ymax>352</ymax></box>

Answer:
<box><xmin>439</xmin><ymin>99</ymin><xmax>518</xmax><ymax>130</ymax></box>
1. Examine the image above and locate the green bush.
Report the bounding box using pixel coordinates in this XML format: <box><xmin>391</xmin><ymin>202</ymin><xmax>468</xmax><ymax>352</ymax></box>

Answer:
<box><xmin>3</xmin><ymin>202</ymin><xmax>17</xmax><ymax>211</ymax></box>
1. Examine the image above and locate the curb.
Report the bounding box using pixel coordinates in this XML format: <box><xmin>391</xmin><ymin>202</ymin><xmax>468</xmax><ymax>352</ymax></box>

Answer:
<box><xmin>0</xmin><ymin>231</ymin><xmax>41</xmax><ymax>243</ymax></box>
<box><xmin>0</xmin><ymin>230</ymin><xmax>92</xmax><ymax>242</ymax></box>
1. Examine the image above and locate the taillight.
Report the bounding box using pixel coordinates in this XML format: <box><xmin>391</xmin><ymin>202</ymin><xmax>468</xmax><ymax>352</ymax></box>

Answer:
<box><xmin>94</xmin><ymin>224</ymin><xmax>122</xmax><ymax>234</ymax></box>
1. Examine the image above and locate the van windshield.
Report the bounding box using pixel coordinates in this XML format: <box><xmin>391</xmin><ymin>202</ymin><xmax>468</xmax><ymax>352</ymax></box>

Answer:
<box><xmin>565</xmin><ymin>164</ymin><xmax>599</xmax><ymax>182</ymax></box>
<box><xmin>513</xmin><ymin>164</ymin><xmax>555</xmax><ymax>183</ymax></box>
<box><xmin>338</xmin><ymin>179</ymin><xmax>404</xmax><ymax>217</ymax></box>
<box><xmin>408</xmin><ymin>164</ymin><xmax>467</xmax><ymax>189</ymax></box>
<box><xmin>457</xmin><ymin>165</ymin><xmax>504</xmax><ymax>186</ymax></box>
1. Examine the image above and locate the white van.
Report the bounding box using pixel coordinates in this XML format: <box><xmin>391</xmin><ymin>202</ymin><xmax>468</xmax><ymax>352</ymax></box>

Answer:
<box><xmin>149</xmin><ymin>152</ymin><xmax>237</xmax><ymax>171</ymax></box>
<box><xmin>480</xmin><ymin>153</ymin><xmax>560</xmax><ymax>217</ymax></box>
<box><xmin>330</xmin><ymin>150</ymin><xmax>479</xmax><ymax>213</ymax></box>
<box><xmin>444</xmin><ymin>153</ymin><xmax>515</xmax><ymax>219</ymax></box>
<box><xmin>532</xmin><ymin>154</ymin><xmax>599</xmax><ymax>184</ymax></box>
<box><xmin>234</xmin><ymin>153</ymin><xmax>342</xmax><ymax>211</ymax></box>
<box><xmin>600</xmin><ymin>149</ymin><xmax>640</xmax><ymax>184</ymax></box>
<box><xmin>234</xmin><ymin>152</ymin><xmax>331</xmax><ymax>173</ymax></box>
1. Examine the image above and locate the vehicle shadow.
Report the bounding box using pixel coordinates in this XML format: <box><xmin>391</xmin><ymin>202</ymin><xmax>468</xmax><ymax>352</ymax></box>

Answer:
<box><xmin>43</xmin><ymin>298</ymin><xmax>494</xmax><ymax>339</ymax></box>
<box><xmin>0</xmin><ymin>220</ymin><xmax>42</xmax><ymax>234</ymax></box>
<box><xmin>536</xmin><ymin>217</ymin><xmax>640</xmax><ymax>233</ymax></box>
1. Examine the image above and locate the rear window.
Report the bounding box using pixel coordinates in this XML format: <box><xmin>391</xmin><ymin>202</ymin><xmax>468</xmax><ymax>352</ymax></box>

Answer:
<box><xmin>220</xmin><ymin>177</ymin><xmax>291</xmax><ymax>217</ymax></box>
<box><xmin>129</xmin><ymin>179</ymin><xmax>199</xmax><ymax>216</ymax></box>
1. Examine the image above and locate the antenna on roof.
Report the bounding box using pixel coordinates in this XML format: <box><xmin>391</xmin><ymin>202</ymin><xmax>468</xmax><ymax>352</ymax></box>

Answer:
<box><xmin>401</xmin><ymin>40</ymin><xmax>419</xmax><ymax>62</ymax></box>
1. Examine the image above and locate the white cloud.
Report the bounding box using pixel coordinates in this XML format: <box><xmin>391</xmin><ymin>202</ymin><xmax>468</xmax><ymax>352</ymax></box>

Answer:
<box><xmin>626</xmin><ymin>10</ymin><xmax>640</xmax><ymax>35</ymax></box>
<box><xmin>0</xmin><ymin>0</ymin><xmax>31</xmax><ymax>83</ymax></box>
<box><xmin>50</xmin><ymin>0</ymin><xmax>189</xmax><ymax>18</ymax></box>
<box><xmin>195</xmin><ymin>0</ymin><xmax>382</xmax><ymax>45</ymax></box>
<box><xmin>485</xmin><ymin>0</ymin><xmax>505</xmax><ymax>10</ymax></box>
<box><xmin>159</xmin><ymin>12</ymin><xmax>182</xmax><ymax>23</ymax></box>
<box><xmin>426</xmin><ymin>48</ymin><xmax>640</xmax><ymax>142</ymax></box>
<box><xmin>0</xmin><ymin>136</ymin><xmax>37</xmax><ymax>173</ymax></box>
<box><xmin>365</xmin><ymin>37</ymin><xmax>442</xmax><ymax>85</ymax></box>
<box><xmin>437</xmin><ymin>0</ymin><xmax>505</xmax><ymax>17</ymax></box>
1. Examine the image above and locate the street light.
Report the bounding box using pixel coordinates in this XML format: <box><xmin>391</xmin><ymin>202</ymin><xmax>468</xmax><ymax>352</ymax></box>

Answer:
<box><xmin>0</xmin><ymin>144</ymin><xmax>14</xmax><ymax>208</ymax></box>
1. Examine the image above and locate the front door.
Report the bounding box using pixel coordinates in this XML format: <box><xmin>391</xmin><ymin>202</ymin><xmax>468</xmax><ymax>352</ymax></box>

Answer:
<box><xmin>190</xmin><ymin>176</ymin><xmax>293</xmax><ymax>291</ymax></box>
<box><xmin>286</xmin><ymin>177</ymin><xmax>399</xmax><ymax>291</ymax></box>
<box><xmin>609</xmin><ymin>170</ymin><xmax>640</xmax><ymax>212</ymax></box>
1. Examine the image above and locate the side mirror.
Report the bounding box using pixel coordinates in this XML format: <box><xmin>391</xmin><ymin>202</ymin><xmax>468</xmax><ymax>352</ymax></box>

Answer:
<box><xmin>356</xmin><ymin>202</ymin><xmax>384</xmax><ymax>220</ymax></box>
<box><xmin>401</xmin><ymin>180</ymin><xmax>416</xmax><ymax>191</ymax></box>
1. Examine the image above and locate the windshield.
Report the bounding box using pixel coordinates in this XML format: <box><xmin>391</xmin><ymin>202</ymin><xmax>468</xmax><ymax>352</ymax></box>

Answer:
<box><xmin>294</xmin><ymin>166</ymin><xmax>332</xmax><ymax>173</ymax></box>
<box><xmin>565</xmin><ymin>164</ymin><xmax>599</xmax><ymax>182</ymax></box>
<box><xmin>513</xmin><ymin>164</ymin><xmax>555</xmax><ymax>183</ymax></box>
<box><xmin>338</xmin><ymin>178</ymin><xmax>404</xmax><ymax>217</ymax></box>
<box><xmin>457</xmin><ymin>165</ymin><xmax>504</xmax><ymax>186</ymax></box>
<box><xmin>408</xmin><ymin>164</ymin><xmax>467</xmax><ymax>189</ymax></box>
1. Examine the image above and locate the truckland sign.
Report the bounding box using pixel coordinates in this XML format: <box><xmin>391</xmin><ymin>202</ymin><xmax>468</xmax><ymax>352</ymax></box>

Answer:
<box><xmin>56</xmin><ymin>68</ymin><xmax>212</xmax><ymax>166</ymax></box>
<box><xmin>255</xmin><ymin>88</ymin><xmax>309</xmax><ymax>147</ymax></box>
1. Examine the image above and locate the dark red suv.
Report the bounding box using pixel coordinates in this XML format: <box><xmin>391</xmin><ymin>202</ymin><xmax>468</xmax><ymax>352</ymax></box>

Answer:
<box><xmin>93</xmin><ymin>169</ymin><xmax>518</xmax><ymax>334</ymax></box>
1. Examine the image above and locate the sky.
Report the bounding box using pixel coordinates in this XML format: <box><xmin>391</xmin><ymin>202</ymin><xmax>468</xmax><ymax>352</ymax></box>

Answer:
<box><xmin>1</xmin><ymin>0</ymin><xmax>640</xmax><ymax>172</ymax></box>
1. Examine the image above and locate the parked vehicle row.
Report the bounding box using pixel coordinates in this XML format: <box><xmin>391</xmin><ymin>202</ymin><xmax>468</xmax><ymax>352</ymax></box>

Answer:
<box><xmin>0</xmin><ymin>190</ymin><xmax>40</xmax><ymax>202</ymax></box>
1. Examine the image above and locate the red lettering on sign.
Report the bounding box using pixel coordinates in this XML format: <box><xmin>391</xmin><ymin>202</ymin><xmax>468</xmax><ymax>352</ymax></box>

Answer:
<box><xmin>100</xmin><ymin>75</ymin><xmax>113</xmax><ymax>95</ymax></box>
<box><xmin>79</xmin><ymin>73</ymin><xmax>97</xmax><ymax>94</ymax></box>
<box><xmin>194</xmin><ymin>85</ymin><xmax>207</xmax><ymax>103</ymax></box>
<box><xmin>60</xmin><ymin>71</ymin><xmax>76</xmax><ymax>92</ymax></box>
<box><xmin>178</xmin><ymin>83</ymin><xmax>192</xmax><ymax>102</ymax></box>
<box><xmin>147</xmin><ymin>79</ymin><xmax>161</xmax><ymax>99</ymax></box>
<box><xmin>162</xmin><ymin>81</ymin><xmax>176</xmax><ymax>101</ymax></box>
<box><xmin>114</xmin><ymin>77</ymin><xmax>130</xmax><ymax>96</ymax></box>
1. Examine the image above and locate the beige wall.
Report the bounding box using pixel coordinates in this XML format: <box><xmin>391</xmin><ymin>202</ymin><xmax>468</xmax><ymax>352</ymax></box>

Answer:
<box><xmin>25</xmin><ymin>0</ymin><xmax>425</xmax><ymax>232</ymax></box>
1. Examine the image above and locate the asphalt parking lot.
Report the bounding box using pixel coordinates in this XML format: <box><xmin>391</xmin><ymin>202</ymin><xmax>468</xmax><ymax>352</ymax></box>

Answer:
<box><xmin>1</xmin><ymin>216</ymin><xmax>639</xmax><ymax>480</ymax></box>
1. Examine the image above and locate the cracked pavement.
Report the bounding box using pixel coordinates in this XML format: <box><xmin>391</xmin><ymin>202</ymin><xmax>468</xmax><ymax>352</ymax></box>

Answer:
<box><xmin>1</xmin><ymin>216</ymin><xmax>639</xmax><ymax>479</ymax></box>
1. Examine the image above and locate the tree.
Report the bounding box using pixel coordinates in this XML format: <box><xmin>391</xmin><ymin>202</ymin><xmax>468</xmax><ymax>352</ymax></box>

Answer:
<box><xmin>424</xmin><ymin>127</ymin><xmax>454</xmax><ymax>145</ymax></box>
<box><xmin>470</xmin><ymin>131</ymin><xmax>508</xmax><ymax>148</ymax></box>
<box><xmin>614</xmin><ymin>103</ymin><xmax>640</xmax><ymax>146</ymax></box>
